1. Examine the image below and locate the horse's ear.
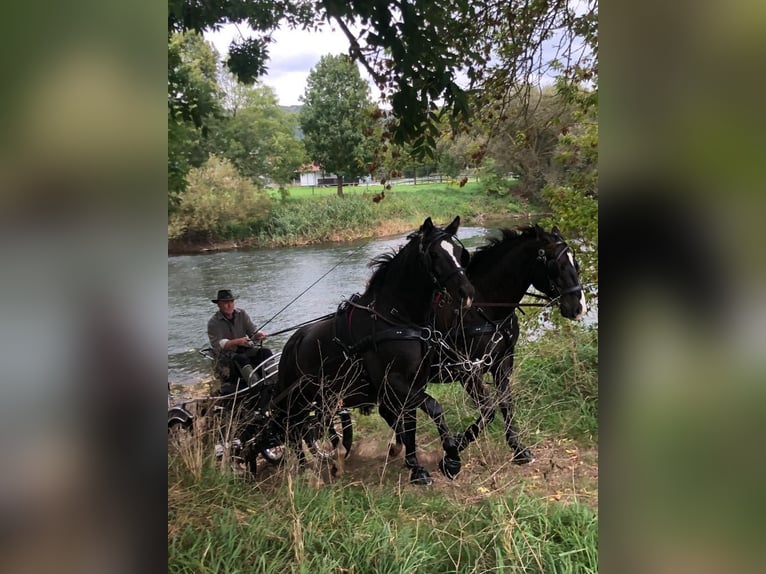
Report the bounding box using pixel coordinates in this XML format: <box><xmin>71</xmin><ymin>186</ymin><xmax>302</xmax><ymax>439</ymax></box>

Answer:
<box><xmin>533</xmin><ymin>224</ymin><xmax>545</xmax><ymax>239</ymax></box>
<box><xmin>551</xmin><ymin>225</ymin><xmax>561</xmax><ymax>237</ymax></box>
<box><xmin>421</xmin><ymin>217</ymin><xmax>434</xmax><ymax>233</ymax></box>
<box><xmin>445</xmin><ymin>216</ymin><xmax>460</xmax><ymax>236</ymax></box>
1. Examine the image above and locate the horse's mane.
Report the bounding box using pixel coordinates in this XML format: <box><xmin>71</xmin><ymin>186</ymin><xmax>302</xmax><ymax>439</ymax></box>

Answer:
<box><xmin>366</xmin><ymin>247</ymin><xmax>403</xmax><ymax>292</ymax></box>
<box><xmin>469</xmin><ymin>225</ymin><xmax>538</xmax><ymax>270</ymax></box>
<box><xmin>366</xmin><ymin>228</ymin><xmax>431</xmax><ymax>292</ymax></box>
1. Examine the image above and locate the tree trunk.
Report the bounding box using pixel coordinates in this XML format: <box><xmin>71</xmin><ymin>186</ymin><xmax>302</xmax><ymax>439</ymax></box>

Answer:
<box><xmin>336</xmin><ymin>175</ymin><xmax>344</xmax><ymax>197</ymax></box>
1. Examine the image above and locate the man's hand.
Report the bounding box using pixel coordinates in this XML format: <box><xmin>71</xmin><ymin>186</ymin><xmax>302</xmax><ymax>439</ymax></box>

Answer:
<box><xmin>253</xmin><ymin>330</ymin><xmax>267</xmax><ymax>340</ymax></box>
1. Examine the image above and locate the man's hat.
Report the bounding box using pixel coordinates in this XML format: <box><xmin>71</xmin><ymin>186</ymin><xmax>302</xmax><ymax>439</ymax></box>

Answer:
<box><xmin>212</xmin><ymin>289</ymin><xmax>237</xmax><ymax>303</ymax></box>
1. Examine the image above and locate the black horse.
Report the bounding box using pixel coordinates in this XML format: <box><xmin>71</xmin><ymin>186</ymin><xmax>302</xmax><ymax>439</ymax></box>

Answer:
<box><xmin>389</xmin><ymin>224</ymin><xmax>587</xmax><ymax>471</ymax></box>
<box><xmin>271</xmin><ymin>217</ymin><xmax>475</xmax><ymax>485</ymax></box>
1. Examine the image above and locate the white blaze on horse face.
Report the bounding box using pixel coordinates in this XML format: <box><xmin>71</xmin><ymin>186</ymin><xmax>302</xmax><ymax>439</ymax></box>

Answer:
<box><xmin>439</xmin><ymin>239</ymin><xmax>462</xmax><ymax>270</ymax></box>
<box><xmin>438</xmin><ymin>239</ymin><xmax>471</xmax><ymax>306</ymax></box>
<box><xmin>567</xmin><ymin>251</ymin><xmax>588</xmax><ymax>319</ymax></box>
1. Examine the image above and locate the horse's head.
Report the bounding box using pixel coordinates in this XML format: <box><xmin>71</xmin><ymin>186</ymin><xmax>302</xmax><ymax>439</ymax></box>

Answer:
<box><xmin>530</xmin><ymin>225</ymin><xmax>587</xmax><ymax>320</ymax></box>
<box><xmin>417</xmin><ymin>216</ymin><xmax>475</xmax><ymax>308</ymax></box>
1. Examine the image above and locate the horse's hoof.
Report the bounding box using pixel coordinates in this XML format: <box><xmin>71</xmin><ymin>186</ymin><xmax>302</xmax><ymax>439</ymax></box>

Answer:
<box><xmin>512</xmin><ymin>447</ymin><xmax>534</xmax><ymax>465</ymax></box>
<box><xmin>388</xmin><ymin>441</ymin><xmax>404</xmax><ymax>457</ymax></box>
<box><xmin>438</xmin><ymin>456</ymin><xmax>461</xmax><ymax>479</ymax></box>
<box><xmin>442</xmin><ymin>436</ymin><xmax>459</xmax><ymax>459</ymax></box>
<box><xmin>410</xmin><ymin>467</ymin><xmax>433</xmax><ymax>485</ymax></box>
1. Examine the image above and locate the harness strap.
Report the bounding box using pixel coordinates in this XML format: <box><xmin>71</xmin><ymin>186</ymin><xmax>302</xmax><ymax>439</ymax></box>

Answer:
<box><xmin>333</xmin><ymin>296</ymin><xmax>432</xmax><ymax>357</ymax></box>
<box><xmin>338</xmin><ymin>326</ymin><xmax>431</xmax><ymax>356</ymax></box>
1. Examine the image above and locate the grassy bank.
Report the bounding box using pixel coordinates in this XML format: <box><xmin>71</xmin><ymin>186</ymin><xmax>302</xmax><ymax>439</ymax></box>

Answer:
<box><xmin>168</xmin><ymin>473</ymin><xmax>596</xmax><ymax>574</ymax></box>
<box><xmin>169</xmin><ymin>181</ymin><xmax>542</xmax><ymax>253</ymax></box>
<box><xmin>168</xmin><ymin>325</ymin><xmax>598</xmax><ymax>573</ymax></box>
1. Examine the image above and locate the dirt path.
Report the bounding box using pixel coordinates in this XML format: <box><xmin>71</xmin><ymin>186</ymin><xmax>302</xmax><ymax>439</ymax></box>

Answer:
<box><xmin>250</xmin><ymin>434</ymin><xmax>598</xmax><ymax>509</ymax></box>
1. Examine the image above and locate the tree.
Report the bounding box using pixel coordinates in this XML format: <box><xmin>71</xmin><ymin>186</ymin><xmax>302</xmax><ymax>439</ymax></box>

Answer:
<box><xmin>211</xmin><ymin>82</ymin><xmax>306</xmax><ymax>187</ymax></box>
<box><xmin>168</xmin><ymin>0</ymin><xmax>597</xmax><ymax>199</ymax></box>
<box><xmin>299</xmin><ymin>54</ymin><xmax>375</xmax><ymax>197</ymax></box>
<box><xmin>168</xmin><ymin>31</ymin><xmax>222</xmax><ymax>211</ymax></box>
<box><xmin>482</xmin><ymin>86</ymin><xmax>578</xmax><ymax>200</ymax></box>
<box><xmin>538</xmin><ymin>81</ymin><xmax>598</xmax><ymax>298</ymax></box>
<box><xmin>168</xmin><ymin>156</ymin><xmax>272</xmax><ymax>243</ymax></box>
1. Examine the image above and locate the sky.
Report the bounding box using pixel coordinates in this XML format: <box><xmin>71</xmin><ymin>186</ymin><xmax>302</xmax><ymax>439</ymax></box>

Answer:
<box><xmin>205</xmin><ymin>24</ymin><xmax>379</xmax><ymax>106</ymax></box>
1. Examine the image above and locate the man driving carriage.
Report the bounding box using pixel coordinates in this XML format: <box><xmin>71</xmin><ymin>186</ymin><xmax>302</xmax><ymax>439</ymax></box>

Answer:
<box><xmin>207</xmin><ymin>289</ymin><xmax>274</xmax><ymax>411</ymax></box>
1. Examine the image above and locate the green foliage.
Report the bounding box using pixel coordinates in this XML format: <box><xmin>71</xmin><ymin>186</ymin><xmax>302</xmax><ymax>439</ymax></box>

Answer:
<box><xmin>299</xmin><ymin>54</ymin><xmax>376</xmax><ymax>196</ymax></box>
<box><xmin>479</xmin><ymin>86</ymin><xmax>579</xmax><ymax>202</ymax></box>
<box><xmin>168</xmin><ymin>0</ymin><xmax>597</xmax><ymax>207</ymax></box>
<box><xmin>168</xmin><ymin>31</ymin><xmax>224</xmax><ymax>210</ymax></box>
<box><xmin>261</xmin><ymin>195</ymin><xmax>377</xmax><ymax>244</ymax></box>
<box><xmin>168</xmin><ymin>156</ymin><xmax>271</xmax><ymax>242</ymax></box>
<box><xmin>477</xmin><ymin>158</ymin><xmax>518</xmax><ymax>196</ymax></box>
<box><xmin>514</xmin><ymin>324</ymin><xmax>599</xmax><ymax>442</ymax></box>
<box><xmin>540</xmin><ymin>88</ymin><xmax>598</xmax><ymax>288</ymax></box>
<box><xmin>210</xmin><ymin>82</ymin><xmax>307</xmax><ymax>186</ymax></box>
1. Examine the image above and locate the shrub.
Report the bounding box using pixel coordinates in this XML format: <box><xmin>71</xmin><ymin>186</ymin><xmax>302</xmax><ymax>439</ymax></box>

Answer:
<box><xmin>168</xmin><ymin>156</ymin><xmax>271</xmax><ymax>242</ymax></box>
<box><xmin>478</xmin><ymin>158</ymin><xmax>517</xmax><ymax>196</ymax></box>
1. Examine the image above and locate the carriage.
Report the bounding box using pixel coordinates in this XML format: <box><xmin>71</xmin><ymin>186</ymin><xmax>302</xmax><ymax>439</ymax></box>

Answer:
<box><xmin>167</xmin><ymin>346</ymin><xmax>352</xmax><ymax>473</ymax></box>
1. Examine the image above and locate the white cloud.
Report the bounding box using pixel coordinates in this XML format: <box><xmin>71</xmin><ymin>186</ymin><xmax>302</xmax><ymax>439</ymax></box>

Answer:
<box><xmin>205</xmin><ymin>24</ymin><xmax>379</xmax><ymax>106</ymax></box>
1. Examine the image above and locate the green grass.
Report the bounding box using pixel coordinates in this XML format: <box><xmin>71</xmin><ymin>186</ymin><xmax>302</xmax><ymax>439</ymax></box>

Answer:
<box><xmin>168</xmin><ymin>325</ymin><xmax>598</xmax><ymax>573</ymax></box>
<box><xmin>255</xmin><ymin>181</ymin><xmax>539</xmax><ymax>246</ymax></box>
<box><xmin>267</xmin><ymin>179</ymin><xmax>489</xmax><ymax>199</ymax></box>
<box><xmin>169</xmin><ymin>469</ymin><xmax>597</xmax><ymax>574</ymax></box>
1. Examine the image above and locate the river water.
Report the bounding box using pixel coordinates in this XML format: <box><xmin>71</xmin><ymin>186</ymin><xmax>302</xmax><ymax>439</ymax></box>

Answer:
<box><xmin>168</xmin><ymin>226</ymin><xmax>496</xmax><ymax>385</ymax></box>
<box><xmin>168</xmin><ymin>224</ymin><xmax>597</xmax><ymax>385</ymax></box>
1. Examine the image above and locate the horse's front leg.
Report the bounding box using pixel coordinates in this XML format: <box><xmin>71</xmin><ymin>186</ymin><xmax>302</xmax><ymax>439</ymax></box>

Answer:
<box><xmin>379</xmin><ymin>401</ymin><xmax>432</xmax><ymax>485</ymax></box>
<box><xmin>391</xmin><ymin>393</ymin><xmax>461</xmax><ymax>478</ymax></box>
<box><xmin>421</xmin><ymin>393</ymin><xmax>462</xmax><ymax>479</ymax></box>
<box><xmin>453</xmin><ymin>372</ymin><xmax>497</xmax><ymax>452</ymax></box>
<box><xmin>390</xmin><ymin>393</ymin><xmax>450</xmax><ymax>450</ymax></box>
<box><xmin>494</xmin><ymin>357</ymin><xmax>534</xmax><ymax>464</ymax></box>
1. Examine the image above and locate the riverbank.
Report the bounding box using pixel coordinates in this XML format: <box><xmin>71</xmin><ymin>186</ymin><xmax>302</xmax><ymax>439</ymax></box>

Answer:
<box><xmin>168</xmin><ymin>212</ymin><xmax>541</xmax><ymax>255</ymax></box>
<box><xmin>169</xmin><ymin>183</ymin><xmax>544</xmax><ymax>255</ymax></box>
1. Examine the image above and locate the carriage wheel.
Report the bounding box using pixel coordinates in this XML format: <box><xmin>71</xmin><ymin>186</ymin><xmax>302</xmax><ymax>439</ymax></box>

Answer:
<box><xmin>261</xmin><ymin>445</ymin><xmax>285</xmax><ymax>464</ymax></box>
<box><xmin>305</xmin><ymin>411</ymin><xmax>347</xmax><ymax>460</ymax></box>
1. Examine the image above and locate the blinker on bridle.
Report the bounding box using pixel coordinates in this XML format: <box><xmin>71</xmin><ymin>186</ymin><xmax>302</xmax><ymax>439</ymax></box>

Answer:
<box><xmin>408</xmin><ymin>229</ymin><xmax>468</xmax><ymax>290</ymax></box>
<box><xmin>537</xmin><ymin>242</ymin><xmax>583</xmax><ymax>297</ymax></box>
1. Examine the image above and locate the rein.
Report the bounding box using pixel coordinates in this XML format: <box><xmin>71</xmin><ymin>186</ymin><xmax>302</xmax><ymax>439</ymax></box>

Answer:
<box><xmin>264</xmin><ymin>313</ymin><xmax>336</xmax><ymax>337</ymax></box>
<box><xmin>256</xmin><ymin>242</ymin><xmax>368</xmax><ymax>333</ymax></box>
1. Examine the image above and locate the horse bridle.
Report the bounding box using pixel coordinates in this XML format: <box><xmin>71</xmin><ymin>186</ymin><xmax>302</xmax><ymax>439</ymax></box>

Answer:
<box><xmin>410</xmin><ymin>230</ymin><xmax>469</xmax><ymax>293</ymax></box>
<box><xmin>537</xmin><ymin>241</ymin><xmax>583</xmax><ymax>298</ymax></box>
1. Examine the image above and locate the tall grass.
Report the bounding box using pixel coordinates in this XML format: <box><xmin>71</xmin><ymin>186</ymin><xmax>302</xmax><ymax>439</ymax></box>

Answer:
<box><xmin>169</xmin><ymin>325</ymin><xmax>598</xmax><ymax>573</ymax></box>
<box><xmin>169</xmin><ymin>468</ymin><xmax>597</xmax><ymax>574</ymax></box>
<box><xmin>513</xmin><ymin>323</ymin><xmax>598</xmax><ymax>443</ymax></box>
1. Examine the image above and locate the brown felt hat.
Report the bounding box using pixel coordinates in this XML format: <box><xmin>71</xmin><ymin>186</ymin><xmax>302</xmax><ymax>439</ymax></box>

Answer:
<box><xmin>211</xmin><ymin>289</ymin><xmax>237</xmax><ymax>303</ymax></box>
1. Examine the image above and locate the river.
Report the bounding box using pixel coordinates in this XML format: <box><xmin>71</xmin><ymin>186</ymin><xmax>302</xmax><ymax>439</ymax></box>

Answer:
<box><xmin>168</xmin><ymin>224</ymin><xmax>597</xmax><ymax>385</ymax></box>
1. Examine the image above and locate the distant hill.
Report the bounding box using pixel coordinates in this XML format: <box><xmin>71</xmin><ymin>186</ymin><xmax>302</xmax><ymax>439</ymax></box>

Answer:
<box><xmin>280</xmin><ymin>105</ymin><xmax>303</xmax><ymax>114</ymax></box>
<box><xmin>281</xmin><ymin>105</ymin><xmax>304</xmax><ymax>139</ymax></box>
